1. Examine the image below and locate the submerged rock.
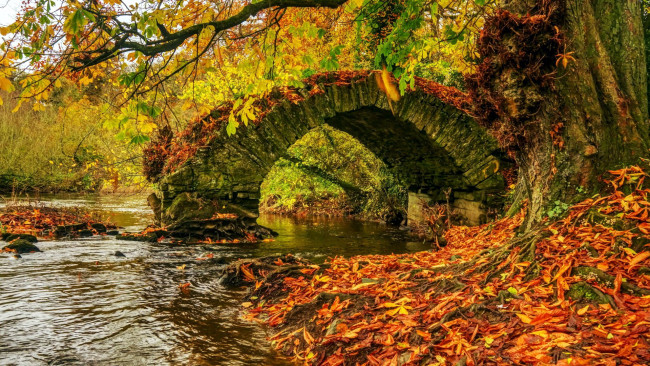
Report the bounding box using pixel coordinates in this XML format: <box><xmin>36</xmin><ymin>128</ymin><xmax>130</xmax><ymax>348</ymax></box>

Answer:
<box><xmin>3</xmin><ymin>239</ymin><xmax>41</xmax><ymax>254</ymax></box>
<box><xmin>114</xmin><ymin>251</ymin><xmax>126</xmax><ymax>257</ymax></box>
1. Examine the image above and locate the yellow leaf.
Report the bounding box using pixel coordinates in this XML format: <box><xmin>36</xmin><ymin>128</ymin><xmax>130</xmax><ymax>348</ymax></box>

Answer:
<box><xmin>140</xmin><ymin>122</ymin><xmax>158</xmax><ymax>134</ymax></box>
<box><xmin>484</xmin><ymin>336</ymin><xmax>494</xmax><ymax>348</ymax></box>
<box><xmin>530</xmin><ymin>330</ymin><xmax>548</xmax><ymax>338</ymax></box>
<box><xmin>623</xmin><ymin>247</ymin><xmax>638</xmax><ymax>256</ymax></box>
<box><xmin>577</xmin><ymin>305</ymin><xmax>589</xmax><ymax>315</ymax></box>
<box><xmin>315</xmin><ymin>275</ymin><xmax>331</xmax><ymax>283</ymax></box>
<box><xmin>516</xmin><ymin>313</ymin><xmax>532</xmax><ymax>324</ymax></box>
<box><xmin>0</xmin><ymin>76</ymin><xmax>12</xmax><ymax>91</ymax></box>
<box><xmin>380</xmin><ymin>65</ymin><xmax>400</xmax><ymax>102</ymax></box>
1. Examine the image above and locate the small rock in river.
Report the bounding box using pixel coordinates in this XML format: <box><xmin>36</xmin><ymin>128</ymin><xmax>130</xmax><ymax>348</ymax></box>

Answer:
<box><xmin>114</xmin><ymin>251</ymin><xmax>126</xmax><ymax>257</ymax></box>
<box><xmin>106</xmin><ymin>230</ymin><xmax>120</xmax><ymax>236</ymax></box>
<box><xmin>3</xmin><ymin>239</ymin><xmax>41</xmax><ymax>254</ymax></box>
<box><xmin>91</xmin><ymin>223</ymin><xmax>107</xmax><ymax>233</ymax></box>
<box><xmin>4</xmin><ymin>233</ymin><xmax>38</xmax><ymax>243</ymax></box>
<box><xmin>12</xmin><ymin>254</ymin><xmax>22</xmax><ymax>259</ymax></box>
<box><xmin>78</xmin><ymin>229</ymin><xmax>94</xmax><ymax>237</ymax></box>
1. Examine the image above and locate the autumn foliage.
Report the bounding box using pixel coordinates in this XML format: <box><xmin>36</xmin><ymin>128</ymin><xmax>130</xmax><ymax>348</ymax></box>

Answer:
<box><xmin>236</xmin><ymin>166</ymin><xmax>650</xmax><ymax>365</ymax></box>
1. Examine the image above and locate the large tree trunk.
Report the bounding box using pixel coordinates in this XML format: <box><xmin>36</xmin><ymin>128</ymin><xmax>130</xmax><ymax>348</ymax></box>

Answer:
<box><xmin>469</xmin><ymin>0</ymin><xmax>649</xmax><ymax>229</ymax></box>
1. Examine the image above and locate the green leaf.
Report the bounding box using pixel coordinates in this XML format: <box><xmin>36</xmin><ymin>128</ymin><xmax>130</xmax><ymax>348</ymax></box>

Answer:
<box><xmin>226</xmin><ymin>114</ymin><xmax>239</xmax><ymax>136</ymax></box>
<box><xmin>130</xmin><ymin>134</ymin><xmax>150</xmax><ymax>144</ymax></box>
<box><xmin>63</xmin><ymin>9</ymin><xmax>88</xmax><ymax>34</ymax></box>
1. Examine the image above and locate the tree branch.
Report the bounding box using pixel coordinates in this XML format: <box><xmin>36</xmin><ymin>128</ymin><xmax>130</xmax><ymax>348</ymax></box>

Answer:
<box><xmin>72</xmin><ymin>0</ymin><xmax>348</xmax><ymax>70</ymax></box>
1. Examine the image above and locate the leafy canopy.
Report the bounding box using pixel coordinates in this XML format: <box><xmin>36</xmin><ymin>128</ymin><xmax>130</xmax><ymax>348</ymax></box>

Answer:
<box><xmin>0</xmin><ymin>0</ymin><xmax>494</xmax><ymax>135</ymax></box>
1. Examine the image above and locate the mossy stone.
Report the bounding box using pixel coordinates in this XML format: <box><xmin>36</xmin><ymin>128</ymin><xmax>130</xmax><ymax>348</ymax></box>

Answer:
<box><xmin>566</xmin><ymin>281</ymin><xmax>610</xmax><ymax>304</ymax></box>
<box><xmin>4</xmin><ymin>234</ymin><xmax>38</xmax><ymax>243</ymax></box>
<box><xmin>3</xmin><ymin>239</ymin><xmax>41</xmax><ymax>254</ymax></box>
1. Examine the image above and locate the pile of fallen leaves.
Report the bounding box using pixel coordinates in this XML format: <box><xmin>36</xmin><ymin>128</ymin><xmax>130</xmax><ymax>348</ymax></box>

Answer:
<box><xmin>144</xmin><ymin>70</ymin><xmax>469</xmax><ymax>182</ymax></box>
<box><xmin>239</xmin><ymin>166</ymin><xmax>650</xmax><ymax>365</ymax></box>
<box><xmin>0</xmin><ymin>204</ymin><xmax>116</xmax><ymax>238</ymax></box>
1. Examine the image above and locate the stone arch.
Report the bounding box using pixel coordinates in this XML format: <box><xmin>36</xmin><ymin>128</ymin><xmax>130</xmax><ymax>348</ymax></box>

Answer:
<box><xmin>156</xmin><ymin>75</ymin><xmax>506</xmax><ymax>226</ymax></box>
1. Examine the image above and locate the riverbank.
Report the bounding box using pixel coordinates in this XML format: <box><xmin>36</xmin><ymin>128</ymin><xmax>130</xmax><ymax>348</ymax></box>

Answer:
<box><xmin>230</xmin><ymin>167</ymin><xmax>650</xmax><ymax>365</ymax></box>
<box><xmin>0</xmin><ymin>203</ymin><xmax>118</xmax><ymax>240</ymax></box>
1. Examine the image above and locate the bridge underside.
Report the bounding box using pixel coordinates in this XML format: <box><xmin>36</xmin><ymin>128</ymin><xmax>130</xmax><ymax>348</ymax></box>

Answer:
<box><xmin>154</xmin><ymin>76</ymin><xmax>507</xmax><ymax>228</ymax></box>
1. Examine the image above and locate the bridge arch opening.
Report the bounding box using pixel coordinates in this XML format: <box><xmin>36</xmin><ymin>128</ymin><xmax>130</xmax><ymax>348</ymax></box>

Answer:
<box><xmin>259</xmin><ymin>122</ymin><xmax>409</xmax><ymax>224</ymax></box>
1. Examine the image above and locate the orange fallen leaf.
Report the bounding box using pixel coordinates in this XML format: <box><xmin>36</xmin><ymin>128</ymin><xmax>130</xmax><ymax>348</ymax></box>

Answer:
<box><xmin>628</xmin><ymin>251</ymin><xmax>650</xmax><ymax>272</ymax></box>
<box><xmin>516</xmin><ymin>313</ymin><xmax>532</xmax><ymax>324</ymax></box>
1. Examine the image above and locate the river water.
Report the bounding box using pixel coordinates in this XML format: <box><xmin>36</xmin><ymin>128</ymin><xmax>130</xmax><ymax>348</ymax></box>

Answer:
<box><xmin>0</xmin><ymin>194</ymin><xmax>431</xmax><ymax>365</ymax></box>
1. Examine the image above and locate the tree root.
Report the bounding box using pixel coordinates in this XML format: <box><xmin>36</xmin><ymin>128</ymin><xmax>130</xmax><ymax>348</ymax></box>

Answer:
<box><xmin>572</xmin><ymin>266</ymin><xmax>650</xmax><ymax>296</ymax></box>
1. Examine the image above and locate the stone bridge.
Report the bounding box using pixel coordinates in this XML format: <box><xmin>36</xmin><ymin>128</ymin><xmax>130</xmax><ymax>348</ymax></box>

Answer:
<box><xmin>153</xmin><ymin>74</ymin><xmax>507</xmax><ymax>227</ymax></box>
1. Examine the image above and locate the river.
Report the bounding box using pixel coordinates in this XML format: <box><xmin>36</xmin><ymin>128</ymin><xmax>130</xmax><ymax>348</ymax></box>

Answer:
<box><xmin>0</xmin><ymin>194</ymin><xmax>431</xmax><ymax>365</ymax></box>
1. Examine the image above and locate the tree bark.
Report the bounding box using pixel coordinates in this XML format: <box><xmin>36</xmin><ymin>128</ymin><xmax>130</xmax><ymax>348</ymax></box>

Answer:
<box><xmin>471</xmin><ymin>0</ymin><xmax>649</xmax><ymax>228</ymax></box>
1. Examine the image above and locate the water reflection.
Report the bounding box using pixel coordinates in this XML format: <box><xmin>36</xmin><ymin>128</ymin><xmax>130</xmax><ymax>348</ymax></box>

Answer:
<box><xmin>0</xmin><ymin>193</ymin><xmax>153</xmax><ymax>232</ymax></box>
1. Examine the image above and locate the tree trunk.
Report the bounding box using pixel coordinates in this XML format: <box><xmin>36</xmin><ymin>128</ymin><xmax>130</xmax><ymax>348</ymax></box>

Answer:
<box><xmin>469</xmin><ymin>0</ymin><xmax>649</xmax><ymax>229</ymax></box>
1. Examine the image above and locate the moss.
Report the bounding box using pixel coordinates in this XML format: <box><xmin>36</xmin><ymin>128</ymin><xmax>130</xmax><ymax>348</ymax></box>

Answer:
<box><xmin>3</xmin><ymin>239</ymin><xmax>41</xmax><ymax>254</ymax></box>
<box><xmin>165</xmin><ymin>192</ymin><xmax>216</xmax><ymax>223</ymax></box>
<box><xmin>566</xmin><ymin>281</ymin><xmax>611</xmax><ymax>304</ymax></box>
<box><xmin>4</xmin><ymin>233</ymin><xmax>37</xmax><ymax>243</ymax></box>
<box><xmin>572</xmin><ymin>266</ymin><xmax>650</xmax><ymax>296</ymax></box>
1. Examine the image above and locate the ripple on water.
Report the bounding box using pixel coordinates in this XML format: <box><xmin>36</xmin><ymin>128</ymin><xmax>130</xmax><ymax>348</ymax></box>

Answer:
<box><xmin>1</xmin><ymin>199</ymin><xmax>430</xmax><ymax>365</ymax></box>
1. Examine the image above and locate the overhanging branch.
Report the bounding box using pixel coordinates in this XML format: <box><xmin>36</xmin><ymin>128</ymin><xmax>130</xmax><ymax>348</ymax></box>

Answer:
<box><xmin>72</xmin><ymin>0</ymin><xmax>348</xmax><ymax>70</ymax></box>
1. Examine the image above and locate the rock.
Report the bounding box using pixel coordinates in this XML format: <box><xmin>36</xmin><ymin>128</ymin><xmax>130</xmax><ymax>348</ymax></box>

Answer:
<box><xmin>91</xmin><ymin>223</ymin><xmax>107</xmax><ymax>233</ymax></box>
<box><xmin>7</xmin><ymin>234</ymin><xmax>36</xmax><ymax>242</ymax></box>
<box><xmin>166</xmin><ymin>193</ymin><xmax>216</xmax><ymax>223</ymax></box>
<box><xmin>147</xmin><ymin>193</ymin><xmax>162</xmax><ymax>225</ymax></box>
<box><xmin>12</xmin><ymin>254</ymin><xmax>22</xmax><ymax>259</ymax></box>
<box><xmin>165</xmin><ymin>217</ymin><xmax>277</xmax><ymax>243</ymax></box>
<box><xmin>114</xmin><ymin>251</ymin><xmax>126</xmax><ymax>257</ymax></box>
<box><xmin>54</xmin><ymin>224</ymin><xmax>87</xmax><ymax>238</ymax></box>
<box><xmin>4</xmin><ymin>239</ymin><xmax>41</xmax><ymax>254</ymax></box>
<box><xmin>78</xmin><ymin>229</ymin><xmax>94</xmax><ymax>237</ymax></box>
<box><xmin>106</xmin><ymin>230</ymin><xmax>120</xmax><ymax>235</ymax></box>
<box><xmin>4</xmin><ymin>234</ymin><xmax>38</xmax><ymax>243</ymax></box>
<box><xmin>220</xmin><ymin>255</ymin><xmax>310</xmax><ymax>287</ymax></box>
